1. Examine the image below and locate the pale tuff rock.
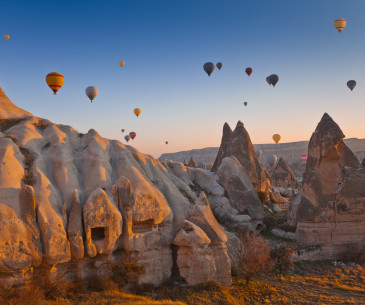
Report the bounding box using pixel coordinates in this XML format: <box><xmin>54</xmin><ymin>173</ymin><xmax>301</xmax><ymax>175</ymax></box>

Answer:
<box><xmin>296</xmin><ymin>113</ymin><xmax>365</xmax><ymax>260</ymax></box>
<box><xmin>67</xmin><ymin>190</ymin><xmax>84</xmax><ymax>260</ymax></box>
<box><xmin>217</xmin><ymin>156</ymin><xmax>264</xmax><ymax>222</ymax></box>
<box><xmin>174</xmin><ymin>220</ymin><xmax>216</xmax><ymax>285</ymax></box>
<box><xmin>0</xmin><ymin>88</ymin><xmax>234</xmax><ymax>287</ymax></box>
<box><xmin>0</xmin><ymin>185</ymin><xmax>41</xmax><ymax>272</ymax></box>
<box><xmin>187</xmin><ymin>193</ymin><xmax>231</xmax><ymax>285</ymax></box>
<box><xmin>83</xmin><ymin>188</ymin><xmax>122</xmax><ymax>257</ymax></box>
<box><xmin>112</xmin><ymin>176</ymin><xmax>133</xmax><ymax>251</ymax></box>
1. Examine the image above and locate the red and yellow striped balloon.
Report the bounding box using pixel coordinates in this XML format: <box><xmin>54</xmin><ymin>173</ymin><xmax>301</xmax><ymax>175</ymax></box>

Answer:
<box><xmin>334</xmin><ymin>18</ymin><xmax>346</xmax><ymax>33</ymax></box>
<box><xmin>46</xmin><ymin>72</ymin><xmax>64</xmax><ymax>95</ymax></box>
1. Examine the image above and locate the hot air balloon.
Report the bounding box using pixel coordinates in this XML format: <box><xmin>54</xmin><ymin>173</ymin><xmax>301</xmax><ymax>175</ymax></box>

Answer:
<box><xmin>266</xmin><ymin>154</ymin><xmax>277</xmax><ymax>167</ymax></box>
<box><xmin>165</xmin><ymin>141</ymin><xmax>168</xmax><ymax>144</ymax></box>
<box><xmin>245</xmin><ymin>67</ymin><xmax>253</xmax><ymax>76</ymax></box>
<box><xmin>216</xmin><ymin>62</ymin><xmax>223</xmax><ymax>70</ymax></box>
<box><xmin>347</xmin><ymin>80</ymin><xmax>356</xmax><ymax>91</ymax></box>
<box><xmin>255</xmin><ymin>149</ymin><xmax>262</xmax><ymax>158</ymax></box>
<box><xmin>4</xmin><ymin>35</ymin><xmax>9</xmax><ymax>40</ymax></box>
<box><xmin>121</xmin><ymin>129</ymin><xmax>125</xmax><ymax>133</ymax></box>
<box><xmin>134</xmin><ymin>108</ymin><xmax>141</xmax><ymax>117</ymax></box>
<box><xmin>129</xmin><ymin>132</ymin><xmax>136</xmax><ymax>140</ymax></box>
<box><xmin>203</xmin><ymin>62</ymin><xmax>215</xmax><ymax>76</ymax></box>
<box><xmin>85</xmin><ymin>86</ymin><xmax>98</xmax><ymax>102</ymax></box>
<box><xmin>301</xmin><ymin>154</ymin><xmax>307</xmax><ymax>162</ymax></box>
<box><xmin>124</xmin><ymin>135</ymin><xmax>130</xmax><ymax>142</ymax></box>
<box><xmin>266</xmin><ymin>77</ymin><xmax>271</xmax><ymax>86</ymax></box>
<box><xmin>46</xmin><ymin>72</ymin><xmax>65</xmax><ymax>95</ymax></box>
<box><xmin>268</xmin><ymin>74</ymin><xmax>279</xmax><ymax>87</ymax></box>
<box><xmin>119</xmin><ymin>61</ymin><xmax>125</xmax><ymax>68</ymax></box>
<box><xmin>334</xmin><ymin>18</ymin><xmax>346</xmax><ymax>33</ymax></box>
<box><xmin>244</xmin><ymin>102</ymin><xmax>247</xmax><ymax>107</ymax></box>
<box><xmin>272</xmin><ymin>134</ymin><xmax>281</xmax><ymax>144</ymax></box>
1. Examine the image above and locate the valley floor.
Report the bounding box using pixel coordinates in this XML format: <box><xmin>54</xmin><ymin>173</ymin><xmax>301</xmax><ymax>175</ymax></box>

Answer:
<box><xmin>1</xmin><ymin>262</ymin><xmax>364</xmax><ymax>305</ymax></box>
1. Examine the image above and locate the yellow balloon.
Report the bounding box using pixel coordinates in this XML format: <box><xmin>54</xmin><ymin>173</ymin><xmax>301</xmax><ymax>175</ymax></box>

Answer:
<box><xmin>334</xmin><ymin>18</ymin><xmax>346</xmax><ymax>33</ymax></box>
<box><xmin>134</xmin><ymin>108</ymin><xmax>141</xmax><ymax>117</ymax></box>
<box><xmin>4</xmin><ymin>34</ymin><xmax>9</xmax><ymax>40</ymax></box>
<box><xmin>46</xmin><ymin>72</ymin><xmax>65</xmax><ymax>95</ymax></box>
<box><xmin>272</xmin><ymin>134</ymin><xmax>281</xmax><ymax>144</ymax></box>
<box><xmin>119</xmin><ymin>61</ymin><xmax>125</xmax><ymax>68</ymax></box>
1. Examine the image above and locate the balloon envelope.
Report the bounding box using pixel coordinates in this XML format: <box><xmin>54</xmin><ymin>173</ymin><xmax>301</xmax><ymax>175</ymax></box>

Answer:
<box><xmin>268</xmin><ymin>74</ymin><xmax>279</xmax><ymax>87</ymax></box>
<box><xmin>121</xmin><ymin>129</ymin><xmax>125</xmax><ymax>133</ymax></box>
<box><xmin>255</xmin><ymin>149</ymin><xmax>262</xmax><ymax>158</ymax></box>
<box><xmin>203</xmin><ymin>62</ymin><xmax>215</xmax><ymax>76</ymax></box>
<box><xmin>124</xmin><ymin>135</ymin><xmax>130</xmax><ymax>142</ymax></box>
<box><xmin>272</xmin><ymin>134</ymin><xmax>281</xmax><ymax>143</ymax></box>
<box><xmin>347</xmin><ymin>80</ymin><xmax>356</xmax><ymax>91</ymax></box>
<box><xmin>216</xmin><ymin>62</ymin><xmax>223</xmax><ymax>70</ymax></box>
<box><xmin>134</xmin><ymin>108</ymin><xmax>141</xmax><ymax>117</ymax></box>
<box><xmin>165</xmin><ymin>141</ymin><xmax>168</xmax><ymax>144</ymax></box>
<box><xmin>85</xmin><ymin>86</ymin><xmax>98</xmax><ymax>102</ymax></box>
<box><xmin>129</xmin><ymin>132</ymin><xmax>136</xmax><ymax>140</ymax></box>
<box><xmin>266</xmin><ymin>76</ymin><xmax>271</xmax><ymax>86</ymax></box>
<box><xmin>119</xmin><ymin>61</ymin><xmax>125</xmax><ymax>67</ymax></box>
<box><xmin>4</xmin><ymin>34</ymin><xmax>9</xmax><ymax>40</ymax></box>
<box><xmin>245</xmin><ymin>67</ymin><xmax>253</xmax><ymax>76</ymax></box>
<box><xmin>244</xmin><ymin>102</ymin><xmax>247</xmax><ymax>106</ymax></box>
<box><xmin>334</xmin><ymin>18</ymin><xmax>346</xmax><ymax>33</ymax></box>
<box><xmin>266</xmin><ymin>154</ymin><xmax>277</xmax><ymax>167</ymax></box>
<box><xmin>46</xmin><ymin>72</ymin><xmax>64</xmax><ymax>95</ymax></box>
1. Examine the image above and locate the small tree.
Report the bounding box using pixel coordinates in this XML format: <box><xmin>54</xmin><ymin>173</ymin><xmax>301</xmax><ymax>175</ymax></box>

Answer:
<box><xmin>235</xmin><ymin>231</ymin><xmax>274</xmax><ymax>284</ymax></box>
<box><xmin>271</xmin><ymin>243</ymin><xmax>295</xmax><ymax>273</ymax></box>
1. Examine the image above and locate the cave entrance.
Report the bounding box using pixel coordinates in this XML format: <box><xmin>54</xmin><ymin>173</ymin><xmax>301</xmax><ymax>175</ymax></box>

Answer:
<box><xmin>91</xmin><ymin>227</ymin><xmax>106</xmax><ymax>241</ymax></box>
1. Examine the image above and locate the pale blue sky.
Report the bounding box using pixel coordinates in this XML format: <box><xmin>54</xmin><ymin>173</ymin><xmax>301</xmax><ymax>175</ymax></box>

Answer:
<box><xmin>0</xmin><ymin>0</ymin><xmax>364</xmax><ymax>157</ymax></box>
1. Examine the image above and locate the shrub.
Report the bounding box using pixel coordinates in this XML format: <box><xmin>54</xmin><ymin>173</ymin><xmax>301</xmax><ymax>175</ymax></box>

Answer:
<box><xmin>271</xmin><ymin>243</ymin><xmax>295</xmax><ymax>273</ymax></box>
<box><xmin>33</xmin><ymin>120</ymin><xmax>48</xmax><ymax>130</ymax></box>
<box><xmin>234</xmin><ymin>231</ymin><xmax>274</xmax><ymax>284</ymax></box>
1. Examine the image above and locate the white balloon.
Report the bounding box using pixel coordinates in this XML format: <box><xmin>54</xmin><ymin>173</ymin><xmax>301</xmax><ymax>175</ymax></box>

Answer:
<box><xmin>85</xmin><ymin>86</ymin><xmax>98</xmax><ymax>102</ymax></box>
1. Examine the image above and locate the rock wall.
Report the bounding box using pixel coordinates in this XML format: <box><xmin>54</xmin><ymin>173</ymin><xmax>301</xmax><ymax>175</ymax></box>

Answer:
<box><xmin>295</xmin><ymin>113</ymin><xmax>365</xmax><ymax>260</ymax></box>
<box><xmin>0</xmin><ymin>88</ymin><xmax>231</xmax><ymax>287</ymax></box>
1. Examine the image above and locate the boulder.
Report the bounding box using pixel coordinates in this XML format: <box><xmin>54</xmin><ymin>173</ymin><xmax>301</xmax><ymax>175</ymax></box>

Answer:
<box><xmin>217</xmin><ymin>156</ymin><xmax>264</xmax><ymax>222</ymax></box>
<box><xmin>187</xmin><ymin>193</ymin><xmax>231</xmax><ymax>285</ymax></box>
<box><xmin>174</xmin><ymin>220</ymin><xmax>216</xmax><ymax>285</ymax></box>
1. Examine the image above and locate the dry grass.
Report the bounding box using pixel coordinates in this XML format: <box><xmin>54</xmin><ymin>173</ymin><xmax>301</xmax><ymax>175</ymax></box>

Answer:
<box><xmin>1</xmin><ymin>262</ymin><xmax>364</xmax><ymax>305</ymax></box>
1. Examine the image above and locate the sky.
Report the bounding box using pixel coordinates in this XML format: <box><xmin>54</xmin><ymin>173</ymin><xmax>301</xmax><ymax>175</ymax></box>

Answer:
<box><xmin>0</xmin><ymin>0</ymin><xmax>365</xmax><ymax>158</ymax></box>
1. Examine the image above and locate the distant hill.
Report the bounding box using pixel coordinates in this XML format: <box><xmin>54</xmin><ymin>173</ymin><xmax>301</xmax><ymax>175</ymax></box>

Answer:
<box><xmin>159</xmin><ymin>138</ymin><xmax>365</xmax><ymax>177</ymax></box>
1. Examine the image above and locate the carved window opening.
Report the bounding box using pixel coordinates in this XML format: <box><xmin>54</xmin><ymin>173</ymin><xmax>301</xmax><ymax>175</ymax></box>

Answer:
<box><xmin>132</xmin><ymin>219</ymin><xmax>154</xmax><ymax>233</ymax></box>
<box><xmin>91</xmin><ymin>227</ymin><xmax>106</xmax><ymax>241</ymax></box>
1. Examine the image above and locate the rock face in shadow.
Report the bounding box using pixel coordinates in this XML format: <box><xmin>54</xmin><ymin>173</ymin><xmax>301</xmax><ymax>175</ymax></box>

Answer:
<box><xmin>296</xmin><ymin>113</ymin><xmax>365</xmax><ymax>260</ymax></box>
<box><xmin>0</xmin><ymin>88</ymin><xmax>231</xmax><ymax>287</ymax></box>
<box><xmin>188</xmin><ymin>157</ymin><xmax>197</xmax><ymax>168</ymax></box>
<box><xmin>270</xmin><ymin>157</ymin><xmax>299</xmax><ymax>189</ymax></box>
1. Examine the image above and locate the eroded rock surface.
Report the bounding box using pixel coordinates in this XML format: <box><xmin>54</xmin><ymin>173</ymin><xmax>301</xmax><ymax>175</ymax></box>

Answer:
<box><xmin>296</xmin><ymin>113</ymin><xmax>365</xmax><ymax>260</ymax></box>
<box><xmin>0</xmin><ymin>88</ymin><xmax>232</xmax><ymax>287</ymax></box>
